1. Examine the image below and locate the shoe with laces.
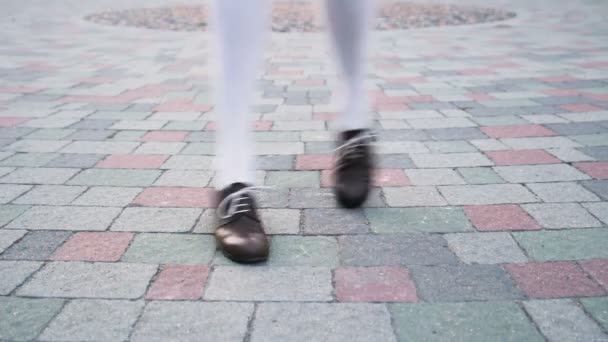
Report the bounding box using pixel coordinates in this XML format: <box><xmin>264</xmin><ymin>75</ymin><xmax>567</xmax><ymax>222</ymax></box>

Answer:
<box><xmin>334</xmin><ymin>129</ymin><xmax>376</xmax><ymax>208</ymax></box>
<box><xmin>215</xmin><ymin>182</ymin><xmax>269</xmax><ymax>263</ymax></box>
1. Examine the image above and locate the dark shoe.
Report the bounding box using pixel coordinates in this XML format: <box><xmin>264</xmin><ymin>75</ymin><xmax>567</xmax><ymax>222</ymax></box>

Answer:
<box><xmin>334</xmin><ymin>129</ymin><xmax>376</xmax><ymax>208</ymax></box>
<box><xmin>215</xmin><ymin>182</ymin><xmax>269</xmax><ymax>263</ymax></box>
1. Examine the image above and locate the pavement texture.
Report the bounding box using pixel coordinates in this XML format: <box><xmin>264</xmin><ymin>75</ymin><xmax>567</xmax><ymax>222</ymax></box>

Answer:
<box><xmin>1</xmin><ymin>0</ymin><xmax>608</xmax><ymax>341</ymax></box>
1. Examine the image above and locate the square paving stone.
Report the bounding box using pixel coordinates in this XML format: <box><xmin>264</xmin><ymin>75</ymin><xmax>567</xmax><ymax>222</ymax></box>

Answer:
<box><xmin>389</xmin><ymin>302</ymin><xmax>543</xmax><ymax>342</ymax></box>
<box><xmin>339</xmin><ymin>234</ymin><xmax>457</xmax><ymax>266</ymax></box>
<box><xmin>132</xmin><ymin>302</ymin><xmax>253</xmax><ymax>342</ymax></box>
<box><xmin>0</xmin><ymin>167</ymin><xmax>80</xmax><ymax>184</ymax></box>
<box><xmin>0</xmin><ymin>228</ymin><xmax>26</xmax><ymax>253</ymax></box>
<box><xmin>122</xmin><ymin>233</ymin><xmax>215</xmax><ymax>264</ymax></box>
<box><xmin>7</xmin><ymin>206</ymin><xmax>121</xmax><ymax>231</ymax></box>
<box><xmin>513</xmin><ymin>228</ymin><xmax>608</xmax><ymax>261</ymax></box>
<box><xmin>204</xmin><ymin>266</ymin><xmax>332</xmax><ymax>301</ymax></box>
<box><xmin>410</xmin><ymin>264</ymin><xmax>524</xmax><ymax>301</ymax></box>
<box><xmin>45</xmin><ymin>153</ymin><xmax>105</xmax><ymax>168</ymax></box>
<box><xmin>17</xmin><ymin>261</ymin><xmax>157</xmax><ymax>298</ymax></box>
<box><xmin>524</xmin><ymin>299</ymin><xmax>608</xmax><ymax>342</ymax></box>
<box><xmin>13</xmin><ymin>185</ymin><xmax>86</xmax><ymax>205</ymax></box>
<box><xmin>494</xmin><ymin>164</ymin><xmax>590</xmax><ymax>183</ymax></box>
<box><xmin>0</xmin><ymin>204</ymin><xmax>29</xmax><ymax>227</ymax></box>
<box><xmin>0</xmin><ymin>184</ymin><xmax>31</xmax><ymax>204</ymax></box>
<box><xmin>39</xmin><ymin>299</ymin><xmax>145</xmax><ymax>342</ymax></box>
<box><xmin>335</xmin><ymin>266</ymin><xmax>418</xmax><ymax>302</ymax></box>
<box><xmin>1</xmin><ymin>230</ymin><xmax>71</xmax><ymax>260</ymax></box>
<box><xmin>522</xmin><ymin>203</ymin><xmax>602</xmax><ymax>228</ymax></box>
<box><xmin>0</xmin><ymin>297</ymin><xmax>64</xmax><ymax>341</ymax></box>
<box><xmin>582</xmin><ymin>180</ymin><xmax>608</xmax><ymax>200</ymax></box>
<box><xmin>439</xmin><ymin>184</ymin><xmax>539</xmax><ymax>205</ymax></box>
<box><xmin>581</xmin><ymin>297</ymin><xmax>608</xmax><ymax>331</ymax></box>
<box><xmin>111</xmin><ymin>207</ymin><xmax>201</xmax><ymax>233</ymax></box>
<box><xmin>506</xmin><ymin>262</ymin><xmax>605</xmax><ymax>298</ymax></box>
<box><xmin>526</xmin><ymin>182</ymin><xmax>600</xmax><ymax>202</ymax></box>
<box><xmin>366</xmin><ymin>207</ymin><xmax>472</xmax><ymax>233</ymax></box>
<box><xmin>384</xmin><ymin>186</ymin><xmax>447</xmax><ymax>206</ymax></box>
<box><xmin>251</xmin><ymin>303</ymin><xmax>396</xmax><ymax>342</ymax></box>
<box><xmin>0</xmin><ymin>260</ymin><xmax>42</xmax><ymax>294</ymax></box>
<box><xmin>303</xmin><ymin>208</ymin><xmax>369</xmax><ymax>234</ymax></box>
<box><xmin>71</xmin><ymin>186</ymin><xmax>142</xmax><ymax>206</ymax></box>
<box><xmin>445</xmin><ymin>232</ymin><xmax>527</xmax><ymax>264</ymax></box>
<box><xmin>68</xmin><ymin>169</ymin><xmax>161</xmax><ymax>187</ymax></box>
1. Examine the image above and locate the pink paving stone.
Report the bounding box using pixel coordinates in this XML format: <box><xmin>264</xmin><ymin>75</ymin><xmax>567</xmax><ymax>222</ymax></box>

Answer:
<box><xmin>312</xmin><ymin>112</ymin><xmax>339</xmax><ymax>120</ymax></box>
<box><xmin>0</xmin><ymin>117</ymin><xmax>30</xmax><ymax>127</ymax></box>
<box><xmin>320</xmin><ymin>169</ymin><xmax>410</xmax><ymax>187</ymax></box>
<box><xmin>579</xmin><ymin>61</ymin><xmax>608</xmax><ymax>68</ymax></box>
<box><xmin>51</xmin><ymin>232</ymin><xmax>133</xmax><ymax>262</ymax></box>
<box><xmin>335</xmin><ymin>266</ymin><xmax>418</xmax><ymax>302</ymax></box>
<box><xmin>464</xmin><ymin>204</ymin><xmax>540</xmax><ymax>231</ymax></box>
<box><xmin>579</xmin><ymin>259</ymin><xmax>608</xmax><ymax>291</ymax></box>
<box><xmin>480</xmin><ymin>124</ymin><xmax>557</xmax><ymax>139</ymax></box>
<box><xmin>96</xmin><ymin>154</ymin><xmax>169</xmax><ymax>169</ymax></box>
<box><xmin>140</xmin><ymin>131</ymin><xmax>188</xmax><ymax>142</ymax></box>
<box><xmin>574</xmin><ymin>162</ymin><xmax>608</xmax><ymax>179</ymax></box>
<box><xmin>296</xmin><ymin>154</ymin><xmax>334</xmax><ymax>170</ymax></box>
<box><xmin>146</xmin><ymin>265</ymin><xmax>210</xmax><ymax>300</ymax></box>
<box><xmin>133</xmin><ymin>187</ymin><xmax>215</xmax><ymax>208</ymax></box>
<box><xmin>320</xmin><ymin>170</ymin><xmax>334</xmax><ymax>187</ymax></box>
<box><xmin>584</xmin><ymin>93</ymin><xmax>608</xmax><ymax>102</ymax></box>
<box><xmin>505</xmin><ymin>262</ymin><xmax>605</xmax><ymax>299</ymax></box>
<box><xmin>467</xmin><ymin>93</ymin><xmax>496</xmax><ymax>101</ymax></box>
<box><xmin>561</xmin><ymin>103</ymin><xmax>604</xmax><ymax>112</ymax></box>
<box><xmin>485</xmin><ymin>149</ymin><xmax>560</xmax><ymax>166</ymax></box>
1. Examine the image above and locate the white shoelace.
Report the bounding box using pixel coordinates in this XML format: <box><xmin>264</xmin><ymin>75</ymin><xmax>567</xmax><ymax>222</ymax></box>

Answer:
<box><xmin>216</xmin><ymin>186</ymin><xmax>272</xmax><ymax>220</ymax></box>
<box><xmin>333</xmin><ymin>131</ymin><xmax>377</xmax><ymax>170</ymax></box>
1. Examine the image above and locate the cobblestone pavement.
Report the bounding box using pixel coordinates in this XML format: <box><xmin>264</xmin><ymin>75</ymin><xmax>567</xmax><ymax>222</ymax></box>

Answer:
<box><xmin>1</xmin><ymin>0</ymin><xmax>608</xmax><ymax>341</ymax></box>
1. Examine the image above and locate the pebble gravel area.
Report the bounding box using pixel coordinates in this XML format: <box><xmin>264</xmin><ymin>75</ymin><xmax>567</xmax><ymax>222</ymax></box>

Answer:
<box><xmin>1</xmin><ymin>0</ymin><xmax>608</xmax><ymax>340</ymax></box>
<box><xmin>85</xmin><ymin>2</ymin><xmax>516</xmax><ymax>32</ymax></box>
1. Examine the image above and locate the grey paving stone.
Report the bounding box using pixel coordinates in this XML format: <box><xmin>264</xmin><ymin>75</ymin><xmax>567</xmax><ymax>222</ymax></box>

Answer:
<box><xmin>0</xmin><ymin>204</ymin><xmax>29</xmax><ymax>227</ymax></box>
<box><xmin>390</xmin><ymin>302</ymin><xmax>544</xmax><ymax>342</ymax></box>
<box><xmin>266</xmin><ymin>171</ymin><xmax>320</xmax><ymax>188</ymax></box>
<box><xmin>501</xmin><ymin>136</ymin><xmax>582</xmax><ymax>149</ymax></box>
<box><xmin>339</xmin><ymin>234</ymin><xmax>457</xmax><ymax>266</ymax></box>
<box><xmin>580</xmin><ymin>146</ymin><xmax>608</xmax><ymax>161</ymax></box>
<box><xmin>132</xmin><ymin>302</ymin><xmax>253</xmax><ymax>342</ymax></box>
<box><xmin>70</xmin><ymin>119</ymin><xmax>117</xmax><ymax>129</ymax></box>
<box><xmin>153</xmin><ymin>170</ymin><xmax>212</xmax><ymax>187</ymax></box>
<box><xmin>39</xmin><ymin>299</ymin><xmax>145</xmax><ymax>342</ymax></box>
<box><xmin>71</xmin><ymin>186</ymin><xmax>142</xmax><ymax>206</ymax></box>
<box><xmin>288</xmin><ymin>188</ymin><xmax>336</xmax><ymax>208</ymax></box>
<box><xmin>0</xmin><ymin>167</ymin><xmax>80</xmax><ymax>184</ymax></box>
<box><xmin>376</xmin><ymin>154</ymin><xmax>415</xmax><ymax>168</ymax></box>
<box><xmin>0</xmin><ymin>184</ymin><xmax>31</xmax><ymax>204</ymax></box>
<box><xmin>180</xmin><ymin>142</ymin><xmax>214</xmax><ymax>155</ymax></box>
<box><xmin>111</xmin><ymin>207</ymin><xmax>201</xmax><ymax>232</ymax></box>
<box><xmin>134</xmin><ymin>142</ymin><xmax>186</xmax><ymax>155</ymax></box>
<box><xmin>252</xmin><ymin>303</ymin><xmax>396</xmax><ymax>342</ymax></box>
<box><xmin>524</xmin><ymin>299</ymin><xmax>608</xmax><ymax>342</ymax></box>
<box><xmin>161</xmin><ymin>155</ymin><xmax>213</xmax><ymax>170</ymax></box>
<box><xmin>121</xmin><ymin>233</ymin><xmax>215</xmax><ymax>264</ymax></box>
<box><xmin>257</xmin><ymin>155</ymin><xmax>295</xmax><ymax>170</ymax></box>
<box><xmin>583</xmin><ymin>202</ymin><xmax>608</xmax><ymax>224</ymax></box>
<box><xmin>582</xmin><ymin>180</ymin><xmax>608</xmax><ymax>200</ymax></box>
<box><xmin>5</xmin><ymin>139</ymin><xmax>70</xmax><ymax>153</ymax></box>
<box><xmin>0</xmin><ymin>230</ymin><xmax>71</xmax><ymax>260</ymax></box>
<box><xmin>303</xmin><ymin>208</ymin><xmax>369</xmax><ymax>234</ymax></box>
<box><xmin>0</xmin><ymin>127</ymin><xmax>36</xmax><ymax>138</ymax></box>
<box><xmin>0</xmin><ymin>260</ymin><xmax>42</xmax><ymax>294</ymax></box>
<box><xmin>410</xmin><ymin>264</ymin><xmax>524</xmax><ymax>301</ymax></box>
<box><xmin>376</xmin><ymin>141</ymin><xmax>429</xmax><ymax>154</ymax></box>
<box><xmin>0</xmin><ymin>229</ymin><xmax>26</xmax><ymax>253</ymax></box>
<box><xmin>411</xmin><ymin>153</ymin><xmax>493</xmax><ymax>168</ymax></box>
<box><xmin>425</xmin><ymin>127</ymin><xmax>487</xmax><ymax>140</ymax></box>
<box><xmin>45</xmin><ymin>153</ymin><xmax>105</xmax><ymax>168</ymax></box>
<box><xmin>205</xmin><ymin>266</ymin><xmax>332</xmax><ymax>301</ymax></box>
<box><xmin>0</xmin><ymin>152</ymin><xmax>58</xmax><ymax>167</ymax></box>
<box><xmin>570</xmin><ymin>133</ymin><xmax>608</xmax><ymax>147</ymax></box>
<box><xmin>384</xmin><ymin>186</ymin><xmax>447</xmax><ymax>206</ymax></box>
<box><xmin>17</xmin><ymin>261</ymin><xmax>157</xmax><ymax>298</ymax></box>
<box><xmin>366</xmin><ymin>207</ymin><xmax>472</xmax><ymax>233</ymax></box>
<box><xmin>425</xmin><ymin>140</ymin><xmax>477</xmax><ymax>153</ymax></box>
<box><xmin>439</xmin><ymin>184</ymin><xmax>539</xmax><ymax>205</ymax></box>
<box><xmin>405</xmin><ymin>169</ymin><xmax>466</xmax><ymax>185</ymax></box>
<box><xmin>67</xmin><ymin>129</ymin><xmax>116</xmax><ymax>141</ymax></box>
<box><xmin>60</xmin><ymin>141</ymin><xmax>139</xmax><ymax>154</ymax></box>
<box><xmin>546</xmin><ymin>122</ymin><xmax>608</xmax><ymax>135</ymax></box>
<box><xmin>457</xmin><ymin>167</ymin><xmax>505</xmax><ymax>184</ymax></box>
<box><xmin>68</xmin><ymin>169</ymin><xmax>161</xmax><ymax>186</ymax></box>
<box><xmin>526</xmin><ymin>182</ymin><xmax>600</xmax><ymax>202</ymax></box>
<box><xmin>445</xmin><ymin>232</ymin><xmax>527</xmax><ymax>264</ymax></box>
<box><xmin>494</xmin><ymin>164</ymin><xmax>590</xmax><ymax>183</ymax></box>
<box><xmin>522</xmin><ymin>203</ymin><xmax>602</xmax><ymax>228</ymax></box>
<box><xmin>0</xmin><ymin>297</ymin><xmax>64</xmax><ymax>341</ymax></box>
<box><xmin>13</xmin><ymin>185</ymin><xmax>87</xmax><ymax>205</ymax></box>
<box><xmin>7</xmin><ymin>206</ymin><xmax>121</xmax><ymax>231</ymax></box>
<box><xmin>377</xmin><ymin>129</ymin><xmax>429</xmax><ymax>141</ymax></box>
<box><xmin>88</xmin><ymin>111</ymin><xmax>149</xmax><ymax>120</ymax></box>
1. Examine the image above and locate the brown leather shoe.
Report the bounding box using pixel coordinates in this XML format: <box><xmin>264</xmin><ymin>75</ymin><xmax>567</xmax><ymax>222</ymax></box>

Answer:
<box><xmin>215</xmin><ymin>182</ymin><xmax>269</xmax><ymax>263</ymax></box>
<box><xmin>334</xmin><ymin>129</ymin><xmax>376</xmax><ymax>208</ymax></box>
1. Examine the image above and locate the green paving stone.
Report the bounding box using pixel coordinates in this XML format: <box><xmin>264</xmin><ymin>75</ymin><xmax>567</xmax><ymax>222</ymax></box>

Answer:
<box><xmin>0</xmin><ymin>297</ymin><xmax>64</xmax><ymax>341</ymax></box>
<box><xmin>571</xmin><ymin>134</ymin><xmax>608</xmax><ymax>147</ymax></box>
<box><xmin>266</xmin><ymin>171</ymin><xmax>320</xmax><ymax>188</ymax></box>
<box><xmin>122</xmin><ymin>233</ymin><xmax>215</xmax><ymax>264</ymax></box>
<box><xmin>390</xmin><ymin>302</ymin><xmax>544</xmax><ymax>342</ymax></box>
<box><xmin>581</xmin><ymin>297</ymin><xmax>608</xmax><ymax>331</ymax></box>
<box><xmin>513</xmin><ymin>228</ymin><xmax>608</xmax><ymax>261</ymax></box>
<box><xmin>457</xmin><ymin>167</ymin><xmax>505</xmax><ymax>184</ymax></box>
<box><xmin>366</xmin><ymin>207</ymin><xmax>473</xmax><ymax>233</ymax></box>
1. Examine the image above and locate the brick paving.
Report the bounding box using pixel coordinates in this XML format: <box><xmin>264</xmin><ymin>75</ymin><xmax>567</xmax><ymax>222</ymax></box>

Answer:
<box><xmin>1</xmin><ymin>0</ymin><xmax>608</xmax><ymax>340</ymax></box>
